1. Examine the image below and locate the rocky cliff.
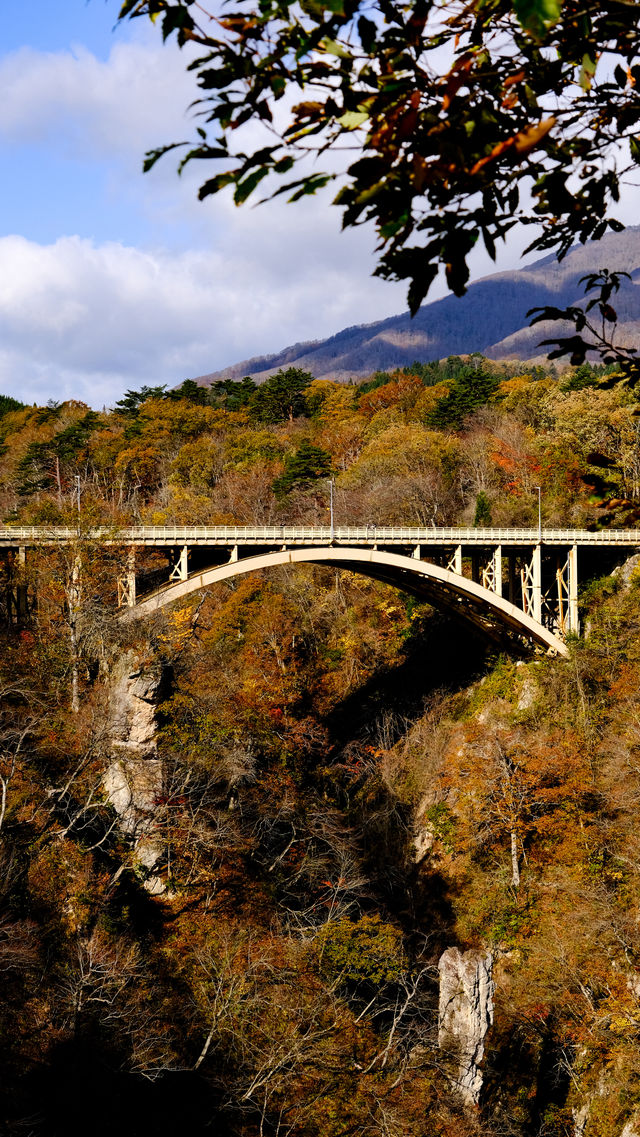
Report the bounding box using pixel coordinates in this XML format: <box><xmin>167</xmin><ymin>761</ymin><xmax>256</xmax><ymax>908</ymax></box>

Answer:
<box><xmin>102</xmin><ymin>649</ymin><xmax>167</xmax><ymax>893</ymax></box>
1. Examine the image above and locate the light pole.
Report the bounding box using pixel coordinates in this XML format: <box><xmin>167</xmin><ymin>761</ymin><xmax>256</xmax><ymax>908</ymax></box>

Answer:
<box><xmin>329</xmin><ymin>477</ymin><xmax>335</xmax><ymax>540</ymax></box>
<box><xmin>74</xmin><ymin>474</ymin><xmax>81</xmax><ymax>534</ymax></box>
<box><xmin>534</xmin><ymin>485</ymin><xmax>541</xmax><ymax>541</ymax></box>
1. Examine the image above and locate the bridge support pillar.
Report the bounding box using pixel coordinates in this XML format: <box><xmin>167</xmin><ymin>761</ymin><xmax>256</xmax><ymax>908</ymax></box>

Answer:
<box><xmin>532</xmin><ymin>545</ymin><xmax>542</xmax><ymax>623</ymax></box>
<box><xmin>413</xmin><ymin>544</ymin><xmax>421</xmax><ymax>560</ymax></box>
<box><xmin>170</xmin><ymin>546</ymin><xmax>189</xmax><ymax>582</ymax></box>
<box><xmin>521</xmin><ymin>545</ymin><xmax>542</xmax><ymax>623</ymax></box>
<box><xmin>568</xmin><ymin>544</ymin><xmax>579</xmax><ymax>635</ymax></box>
<box><xmin>446</xmin><ymin>546</ymin><xmax>462</xmax><ymax>575</ymax></box>
<box><xmin>118</xmin><ymin>550</ymin><xmax>136</xmax><ymax>608</ymax></box>
<box><xmin>553</xmin><ymin>545</ymin><xmax>579</xmax><ymax>636</ymax></box>
<box><xmin>6</xmin><ymin>547</ymin><xmax>32</xmax><ymax>625</ymax></box>
<box><xmin>508</xmin><ymin>554</ymin><xmax>517</xmax><ymax>604</ymax></box>
<box><xmin>481</xmin><ymin>546</ymin><xmax>502</xmax><ymax>595</ymax></box>
<box><xmin>16</xmin><ymin>547</ymin><xmax>29</xmax><ymax>623</ymax></box>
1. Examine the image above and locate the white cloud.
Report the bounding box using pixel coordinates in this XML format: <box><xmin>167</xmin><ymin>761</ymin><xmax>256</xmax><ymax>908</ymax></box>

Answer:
<box><xmin>0</xmin><ymin>229</ymin><xmax>414</xmax><ymax>407</ymax></box>
<box><xmin>0</xmin><ymin>38</ymin><xmax>195</xmax><ymax>158</ymax></box>
<box><xmin>0</xmin><ymin>34</ymin><xmax>419</xmax><ymax>404</ymax></box>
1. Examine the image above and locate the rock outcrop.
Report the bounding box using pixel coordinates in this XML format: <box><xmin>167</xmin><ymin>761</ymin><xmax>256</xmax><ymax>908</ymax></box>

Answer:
<box><xmin>613</xmin><ymin>552</ymin><xmax>640</xmax><ymax>590</ymax></box>
<box><xmin>438</xmin><ymin>946</ymin><xmax>494</xmax><ymax>1107</ymax></box>
<box><xmin>102</xmin><ymin>649</ymin><xmax>167</xmax><ymax>893</ymax></box>
<box><xmin>573</xmin><ymin>1086</ymin><xmax>640</xmax><ymax>1137</ymax></box>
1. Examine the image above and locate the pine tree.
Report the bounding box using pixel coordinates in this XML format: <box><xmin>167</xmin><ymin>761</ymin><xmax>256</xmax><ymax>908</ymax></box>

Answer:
<box><xmin>272</xmin><ymin>441</ymin><xmax>332</xmax><ymax>498</ymax></box>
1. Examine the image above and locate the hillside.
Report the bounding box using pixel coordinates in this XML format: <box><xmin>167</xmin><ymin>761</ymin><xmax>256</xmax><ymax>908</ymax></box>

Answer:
<box><xmin>4</xmin><ymin>368</ymin><xmax>640</xmax><ymax>1135</ymax></box>
<box><xmin>191</xmin><ymin>228</ymin><xmax>640</xmax><ymax>384</ymax></box>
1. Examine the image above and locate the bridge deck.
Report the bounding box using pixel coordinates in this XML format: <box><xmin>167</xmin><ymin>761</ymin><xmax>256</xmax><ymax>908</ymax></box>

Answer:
<box><xmin>1</xmin><ymin>525</ymin><xmax>640</xmax><ymax>548</ymax></box>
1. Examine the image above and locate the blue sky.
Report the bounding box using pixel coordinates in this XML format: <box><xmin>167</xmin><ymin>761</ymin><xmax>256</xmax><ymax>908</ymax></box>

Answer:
<box><xmin>4</xmin><ymin>2</ymin><xmax>115</xmax><ymax>246</ymax></box>
<box><xmin>4</xmin><ymin>1</ymin><xmax>122</xmax><ymax>56</ymax></box>
<box><xmin>2</xmin><ymin>3</ymin><xmax>191</xmax><ymax>248</ymax></box>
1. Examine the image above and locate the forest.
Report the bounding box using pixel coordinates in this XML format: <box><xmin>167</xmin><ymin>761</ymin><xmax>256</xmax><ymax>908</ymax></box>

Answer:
<box><xmin>3</xmin><ymin>357</ymin><xmax>640</xmax><ymax>1136</ymax></box>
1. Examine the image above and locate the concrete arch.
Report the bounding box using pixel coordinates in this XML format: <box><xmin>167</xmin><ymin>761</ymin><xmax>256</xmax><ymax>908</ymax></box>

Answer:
<box><xmin>125</xmin><ymin>546</ymin><xmax>568</xmax><ymax>657</ymax></box>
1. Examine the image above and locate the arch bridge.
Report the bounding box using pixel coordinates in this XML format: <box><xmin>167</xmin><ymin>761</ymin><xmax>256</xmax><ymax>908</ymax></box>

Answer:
<box><xmin>3</xmin><ymin>525</ymin><xmax>640</xmax><ymax>657</ymax></box>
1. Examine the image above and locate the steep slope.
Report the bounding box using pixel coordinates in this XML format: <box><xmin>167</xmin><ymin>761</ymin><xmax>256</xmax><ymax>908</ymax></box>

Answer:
<box><xmin>191</xmin><ymin>228</ymin><xmax>640</xmax><ymax>383</ymax></box>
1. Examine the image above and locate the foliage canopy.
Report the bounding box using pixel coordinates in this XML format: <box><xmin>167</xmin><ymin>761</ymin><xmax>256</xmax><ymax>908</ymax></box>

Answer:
<box><xmin>119</xmin><ymin>0</ymin><xmax>639</xmax><ymax>312</ymax></box>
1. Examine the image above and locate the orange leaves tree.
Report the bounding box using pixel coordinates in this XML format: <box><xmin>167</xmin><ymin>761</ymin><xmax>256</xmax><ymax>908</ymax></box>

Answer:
<box><xmin>119</xmin><ymin>0</ymin><xmax>637</xmax><ymax>311</ymax></box>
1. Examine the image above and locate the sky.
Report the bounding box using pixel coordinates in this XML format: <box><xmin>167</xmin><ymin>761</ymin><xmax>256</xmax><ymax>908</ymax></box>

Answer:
<box><xmin>1</xmin><ymin>3</ymin><xmax>635</xmax><ymax>408</ymax></box>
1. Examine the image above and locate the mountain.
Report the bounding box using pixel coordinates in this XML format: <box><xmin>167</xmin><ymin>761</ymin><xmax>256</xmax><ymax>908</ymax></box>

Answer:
<box><xmin>191</xmin><ymin>228</ymin><xmax>640</xmax><ymax>384</ymax></box>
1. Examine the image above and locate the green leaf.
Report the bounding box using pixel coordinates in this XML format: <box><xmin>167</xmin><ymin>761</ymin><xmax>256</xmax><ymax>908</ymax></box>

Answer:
<box><xmin>319</xmin><ymin>37</ymin><xmax>351</xmax><ymax>58</ymax></box>
<box><xmin>512</xmin><ymin>0</ymin><xmax>562</xmax><ymax>37</ymax></box>
<box><xmin>142</xmin><ymin>142</ymin><xmax>189</xmax><ymax>173</ymax></box>
<box><xmin>273</xmin><ymin>155</ymin><xmax>295</xmax><ymax>174</ymax></box>
<box><xmin>233</xmin><ymin>167</ymin><xmax>269</xmax><ymax>205</ymax></box>
<box><xmin>198</xmin><ymin>172</ymin><xmax>238</xmax><ymax>200</ymax></box>
<box><xmin>630</xmin><ymin>136</ymin><xmax>640</xmax><ymax>164</ymax></box>
<box><xmin>337</xmin><ymin>110</ymin><xmax>369</xmax><ymax>129</ymax></box>
<box><xmin>299</xmin><ymin>0</ymin><xmax>326</xmax><ymax>17</ymax></box>
<box><xmin>380</xmin><ymin>212</ymin><xmax>409</xmax><ymax>239</ymax></box>
<box><xmin>288</xmin><ymin>174</ymin><xmax>332</xmax><ymax>201</ymax></box>
<box><xmin>579</xmin><ymin>53</ymin><xmax>597</xmax><ymax>91</ymax></box>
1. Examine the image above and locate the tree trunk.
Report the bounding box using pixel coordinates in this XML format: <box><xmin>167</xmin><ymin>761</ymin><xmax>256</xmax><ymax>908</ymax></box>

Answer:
<box><xmin>510</xmin><ymin>829</ymin><xmax>520</xmax><ymax>889</ymax></box>
<box><xmin>69</xmin><ymin>555</ymin><xmax>81</xmax><ymax>714</ymax></box>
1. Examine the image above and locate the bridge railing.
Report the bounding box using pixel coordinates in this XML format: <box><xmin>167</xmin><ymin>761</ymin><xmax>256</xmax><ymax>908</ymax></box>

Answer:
<box><xmin>1</xmin><ymin>525</ymin><xmax>640</xmax><ymax>545</ymax></box>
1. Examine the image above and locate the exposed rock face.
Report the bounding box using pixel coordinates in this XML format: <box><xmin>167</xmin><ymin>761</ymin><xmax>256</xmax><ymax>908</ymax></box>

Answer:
<box><xmin>613</xmin><ymin>552</ymin><xmax>640</xmax><ymax>590</ymax></box>
<box><xmin>103</xmin><ymin>650</ymin><xmax>167</xmax><ymax>893</ymax></box>
<box><xmin>574</xmin><ymin>1097</ymin><xmax>640</xmax><ymax>1137</ymax></box>
<box><xmin>573</xmin><ymin>1103</ymin><xmax>589</xmax><ymax>1137</ymax></box>
<box><xmin>438</xmin><ymin>947</ymin><xmax>494</xmax><ymax>1107</ymax></box>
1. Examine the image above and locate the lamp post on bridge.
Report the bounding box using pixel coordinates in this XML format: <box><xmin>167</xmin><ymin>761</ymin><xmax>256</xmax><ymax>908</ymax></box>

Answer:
<box><xmin>534</xmin><ymin>485</ymin><xmax>542</xmax><ymax>542</ymax></box>
<box><xmin>74</xmin><ymin>475</ymin><xmax>81</xmax><ymax>535</ymax></box>
<box><xmin>329</xmin><ymin>476</ymin><xmax>335</xmax><ymax>541</ymax></box>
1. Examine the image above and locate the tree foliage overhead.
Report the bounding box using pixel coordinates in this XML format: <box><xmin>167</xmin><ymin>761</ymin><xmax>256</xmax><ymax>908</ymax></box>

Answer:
<box><xmin>528</xmin><ymin>269</ymin><xmax>640</xmax><ymax>384</ymax></box>
<box><xmin>119</xmin><ymin>0</ymin><xmax>638</xmax><ymax>313</ymax></box>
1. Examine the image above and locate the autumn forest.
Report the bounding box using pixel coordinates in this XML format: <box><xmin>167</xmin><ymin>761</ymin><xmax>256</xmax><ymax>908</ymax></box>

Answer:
<box><xmin>3</xmin><ymin>358</ymin><xmax>640</xmax><ymax>1136</ymax></box>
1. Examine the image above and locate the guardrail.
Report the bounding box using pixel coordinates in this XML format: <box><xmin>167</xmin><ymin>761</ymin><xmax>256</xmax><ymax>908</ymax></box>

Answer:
<box><xmin>0</xmin><ymin>525</ymin><xmax>639</xmax><ymax>545</ymax></box>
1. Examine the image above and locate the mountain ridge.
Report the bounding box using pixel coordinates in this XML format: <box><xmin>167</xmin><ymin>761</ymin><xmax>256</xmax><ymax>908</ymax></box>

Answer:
<box><xmin>191</xmin><ymin>228</ymin><xmax>640</xmax><ymax>384</ymax></box>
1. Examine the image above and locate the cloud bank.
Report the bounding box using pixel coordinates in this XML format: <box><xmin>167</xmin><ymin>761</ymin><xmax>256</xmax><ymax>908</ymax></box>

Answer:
<box><xmin>0</xmin><ymin>225</ymin><xmax>411</xmax><ymax>408</ymax></box>
<box><xmin>0</xmin><ymin>32</ymin><xmax>419</xmax><ymax>405</ymax></box>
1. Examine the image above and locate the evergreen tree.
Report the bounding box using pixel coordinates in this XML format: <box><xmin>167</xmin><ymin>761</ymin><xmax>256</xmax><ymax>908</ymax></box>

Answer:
<box><xmin>168</xmin><ymin>379</ymin><xmax>208</xmax><ymax>404</ymax></box>
<box><xmin>251</xmin><ymin>368</ymin><xmax>313</xmax><ymax>424</ymax></box>
<box><xmin>272</xmin><ymin>441</ymin><xmax>332</xmax><ymax>498</ymax></box>
<box><xmin>428</xmin><ymin>366</ymin><xmax>500</xmax><ymax>430</ymax></box>
<box><xmin>0</xmin><ymin>394</ymin><xmax>25</xmax><ymax>417</ymax></box>
<box><xmin>561</xmin><ymin>363</ymin><xmax>600</xmax><ymax>392</ymax></box>
<box><xmin>208</xmin><ymin>376</ymin><xmax>257</xmax><ymax>411</ymax></box>
<box><xmin>474</xmin><ymin>492</ymin><xmax>493</xmax><ymax>527</ymax></box>
<box><xmin>17</xmin><ymin>412</ymin><xmax>99</xmax><ymax>497</ymax></box>
<box><xmin>114</xmin><ymin>385</ymin><xmax>167</xmax><ymax>416</ymax></box>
